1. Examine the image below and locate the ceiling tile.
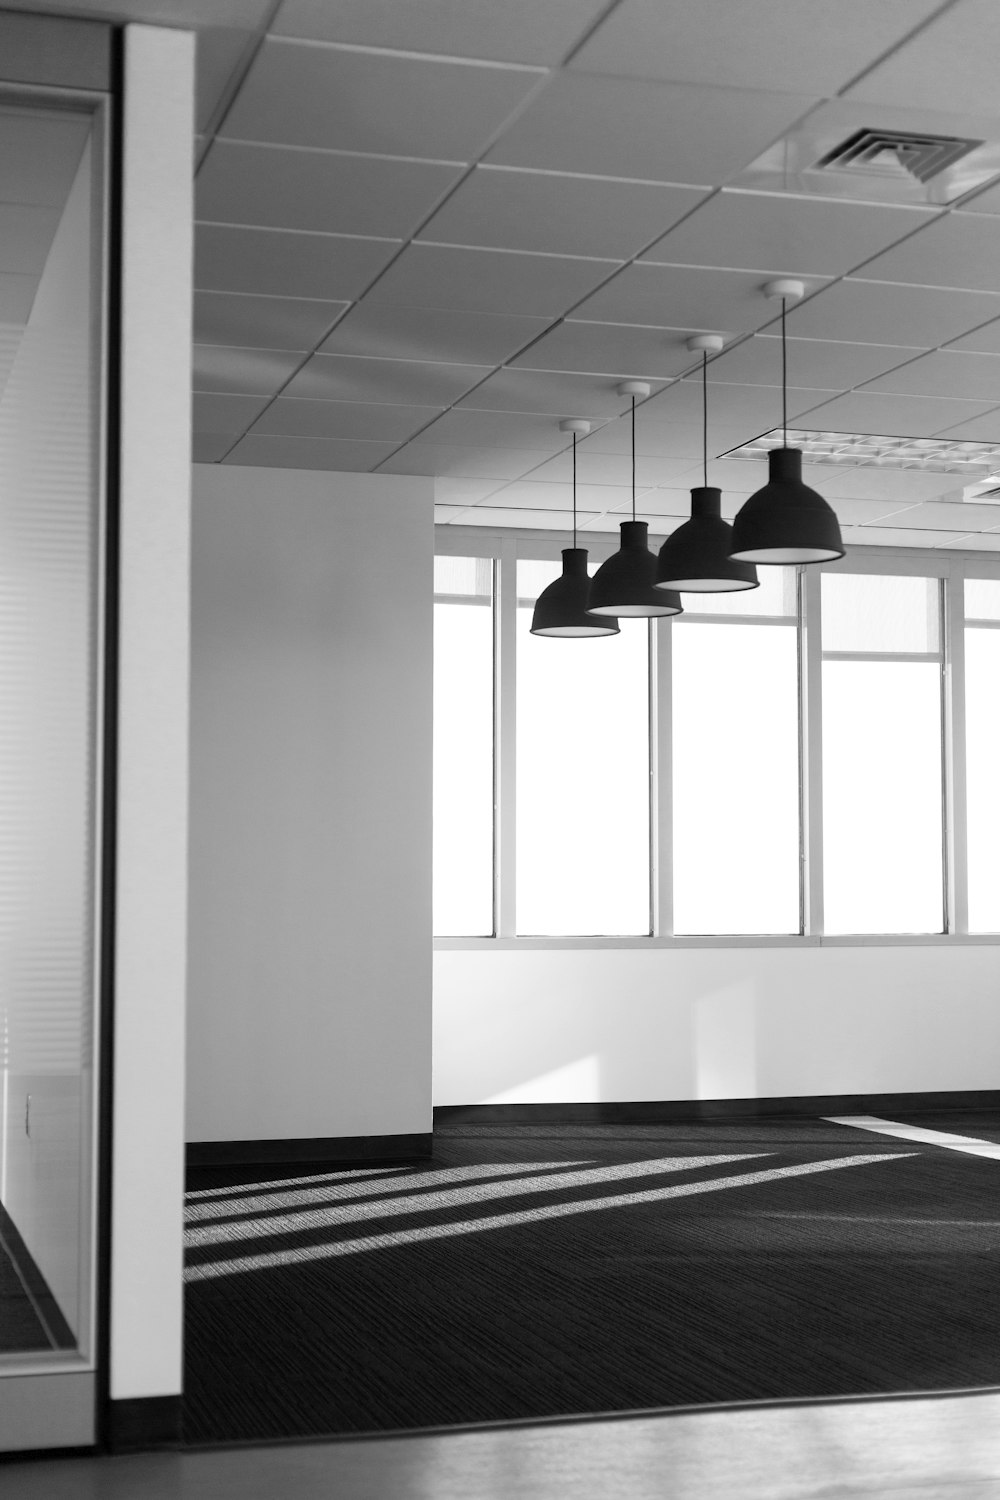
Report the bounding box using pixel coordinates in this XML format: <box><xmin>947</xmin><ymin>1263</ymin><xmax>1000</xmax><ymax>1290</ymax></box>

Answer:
<box><xmin>283</xmin><ymin>353</ymin><xmax>492</xmax><ymax>406</ymax></box>
<box><xmin>592</xmin><ymin>509</ymin><xmax>684</xmax><ymax>537</ymax></box>
<box><xmin>419</xmin><ymin>168</ymin><xmax>707</xmax><ymax>259</ymax></box>
<box><xmin>707</xmin><ymin>455</ymin><xmax>867</xmax><ymax>497</ymax></box>
<box><xmin>573</xmin><ymin>263</ymin><xmax>827</xmax><ymax>333</ymax></box>
<box><xmin>220</xmin><ymin>38</ymin><xmax>542</xmax><ymax>160</ymax></box>
<box><xmin>792</xmin><ymin>390</ymin><xmax>998</xmax><ymax>438</ymax></box>
<box><xmin>192</xmin><ymin>432</ymin><xmax>235</xmax><ymax>463</ymax></box>
<box><xmin>464</xmin><ymin>505</ymin><xmax>600</xmax><ymax>529</ymax></box>
<box><xmin>360</xmin><ymin>243</ymin><xmax>613</xmax><ymax>317</ymax></box>
<box><xmin>194</xmin><ymin>290</ymin><xmax>348</xmax><ymax>351</ymax></box>
<box><xmin>193</xmin><ymin>392</ymin><xmax>270</xmax><ymax>433</ymax></box>
<box><xmin>891</xmin><ymin>500</ymin><xmax>1000</xmax><ymax>531</ymax></box>
<box><xmin>193</xmin><ymin>344</ymin><xmax>302</xmax><ymax>396</ymax></box>
<box><xmin>434</xmin><ymin>504</ymin><xmax>471</xmax><ymax>523</ymax></box>
<box><xmin>941</xmin><ymin>529</ymin><xmax>1000</xmax><ymax>550</ymax></box>
<box><xmin>859</xmin><ymin>349</ymin><xmax>1000</xmax><ymax>401</ymax></box>
<box><xmin>319</xmin><ymin>304</ymin><xmax>550</xmax><ymax>364</ymax></box>
<box><xmin>571</xmin><ymin>0</ymin><xmax>941</xmax><ymax>93</ymax></box>
<box><xmin>224</xmin><ymin>434</ymin><xmax>398</xmax><ymax>470</ymax></box>
<box><xmin>435</xmin><ymin>477</ymin><xmax>507</xmax><ymax>504</ymax></box>
<box><xmin>840</xmin><ymin>525</ymin><xmax>971</xmax><ymax>548</ymax></box>
<box><xmin>480</xmin><ymin>480</ymin><xmax>637</xmax><ymax>511</ymax></box>
<box><xmin>377</xmin><ymin>444</ymin><xmax>555</xmax><ymax>479</ymax></box>
<box><xmin>932</xmin><ymin>409</ymin><xmax>1000</xmax><ymax>441</ymax></box>
<box><xmin>705</xmin><ymin>333</ymin><xmax>921</xmax><ymax>389</ymax></box>
<box><xmin>822</xmin><ymin>495</ymin><xmax>934</xmax><ymax>525</ymax></box>
<box><xmin>960</xmin><ymin>180</ymin><xmax>1000</xmax><ymax>217</ymax></box>
<box><xmin>844</xmin><ymin>0</ymin><xmax>1000</xmax><ymax>113</ymax></box>
<box><xmin>526</xmin><ymin>449</ymin><xmax>700</xmax><ymax>485</ymax></box>
<box><xmin>817</xmin><ymin>466</ymin><xmax>970</xmax><ymax>503</ymax></box>
<box><xmin>272</xmin><ymin>0</ymin><xmax>608</xmax><ymax>64</ymax></box>
<box><xmin>684</xmin><ymin>378</ymin><xmax>838</xmax><ymax>436</ymax></box>
<box><xmin>195</xmin><ymin>225</ymin><xmax>399</xmax><ymax>300</ymax></box>
<box><xmin>787</xmin><ymin>279</ymin><xmax>1000</xmax><ymax>348</ymax></box>
<box><xmin>510</xmin><ymin>320</ymin><xmax>699</xmax><ymax>378</ymax></box>
<box><xmin>196</xmin><ymin>141</ymin><xmax>463</xmax><ymax>239</ymax></box>
<box><xmin>415</xmin><ymin>408</ymin><xmax>589</xmax><ymax>450</ymax></box>
<box><xmin>485</xmin><ymin>72</ymin><xmax>817</xmax><ymax>185</ymax></box>
<box><xmin>607</xmin><ymin>488</ymin><xmax>691</xmax><ymax>516</ymax></box>
<box><xmin>456</xmin><ymin>367</ymin><xmax>668</xmax><ymax>418</ymax></box>
<box><xmin>196</xmin><ymin>26</ymin><xmax>257</xmax><ymax>133</ymax></box>
<box><xmin>251</xmin><ymin>398</ymin><xmax>439</xmax><ymax>441</ymax></box>
<box><xmin>859</xmin><ymin>213</ymin><xmax>1000</xmax><ymax>294</ymax></box>
<box><xmin>640</xmin><ymin>191</ymin><xmax>936</xmax><ymax>278</ymax></box>
<box><xmin>944</xmin><ymin>318</ymin><xmax>1000</xmax><ymax>355</ymax></box>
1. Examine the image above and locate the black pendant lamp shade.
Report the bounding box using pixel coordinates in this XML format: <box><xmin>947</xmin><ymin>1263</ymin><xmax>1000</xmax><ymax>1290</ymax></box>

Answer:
<box><xmin>729</xmin><ymin>281</ymin><xmax>844</xmax><ymax>566</ymax></box>
<box><xmin>531</xmin><ymin>418</ymin><xmax>619</xmax><ymax>637</ymax></box>
<box><xmin>728</xmin><ymin>446</ymin><xmax>845</xmax><ymax>564</ymax></box>
<box><xmin>588</xmin><ymin>381</ymin><xmax>683</xmax><ymax>618</ymax></box>
<box><xmin>531</xmin><ymin>547</ymin><xmax>618</xmax><ymax>636</ymax></box>
<box><xmin>656</xmin><ymin>335</ymin><xmax>758</xmax><ymax>594</ymax></box>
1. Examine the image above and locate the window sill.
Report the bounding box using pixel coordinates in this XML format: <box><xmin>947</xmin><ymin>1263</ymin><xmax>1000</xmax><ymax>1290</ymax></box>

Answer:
<box><xmin>434</xmin><ymin>933</ymin><xmax>1000</xmax><ymax>950</ymax></box>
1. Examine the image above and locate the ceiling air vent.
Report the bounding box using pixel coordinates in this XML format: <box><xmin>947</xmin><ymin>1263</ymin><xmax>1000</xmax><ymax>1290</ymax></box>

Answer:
<box><xmin>815</xmin><ymin>127</ymin><xmax>983</xmax><ymax>184</ymax></box>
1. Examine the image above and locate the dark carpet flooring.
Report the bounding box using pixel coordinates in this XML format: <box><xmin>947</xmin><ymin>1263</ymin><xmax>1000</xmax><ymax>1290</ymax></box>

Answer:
<box><xmin>182</xmin><ymin>1119</ymin><xmax>1000</xmax><ymax>1444</ymax></box>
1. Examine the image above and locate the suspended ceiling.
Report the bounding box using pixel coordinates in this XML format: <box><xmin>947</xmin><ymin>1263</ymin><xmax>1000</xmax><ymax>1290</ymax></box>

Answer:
<box><xmin>14</xmin><ymin>0</ymin><xmax>1000</xmax><ymax>548</ymax></box>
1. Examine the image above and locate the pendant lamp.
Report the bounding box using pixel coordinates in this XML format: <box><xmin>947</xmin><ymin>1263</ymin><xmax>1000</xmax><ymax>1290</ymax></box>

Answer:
<box><xmin>729</xmin><ymin>280</ymin><xmax>844</xmax><ymax>565</ymax></box>
<box><xmin>656</xmin><ymin>335</ymin><xmax>759</xmax><ymax>593</ymax></box>
<box><xmin>531</xmin><ymin>419</ymin><xmax>619</xmax><ymax>638</ymax></box>
<box><xmin>587</xmin><ymin>382</ymin><xmax>683</xmax><ymax>618</ymax></box>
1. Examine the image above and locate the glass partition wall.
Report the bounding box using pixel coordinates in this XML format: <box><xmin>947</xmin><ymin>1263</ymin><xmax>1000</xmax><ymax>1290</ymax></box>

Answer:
<box><xmin>0</xmin><ymin>86</ymin><xmax>109</xmax><ymax>1393</ymax></box>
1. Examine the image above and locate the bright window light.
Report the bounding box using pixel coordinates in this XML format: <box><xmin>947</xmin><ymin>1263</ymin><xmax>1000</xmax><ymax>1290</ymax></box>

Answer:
<box><xmin>672</xmin><ymin>618</ymin><xmax>800</xmax><ymax>934</ymax></box>
<box><xmin>516</xmin><ymin>560</ymin><xmax>650</xmax><ymax>936</ymax></box>
<box><xmin>433</xmin><ymin>557</ymin><xmax>494</xmax><ymax>936</ymax></box>
<box><xmin>822</xmin><ymin>660</ymin><xmax>943</xmax><ymax>934</ymax></box>
<box><xmin>965</xmin><ymin>626</ymin><xmax>1000</xmax><ymax>932</ymax></box>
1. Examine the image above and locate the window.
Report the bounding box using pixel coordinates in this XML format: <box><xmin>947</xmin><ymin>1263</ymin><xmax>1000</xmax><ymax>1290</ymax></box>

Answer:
<box><xmin>671</xmin><ymin>569</ymin><xmax>800</xmax><ymax>935</ymax></box>
<box><xmin>515</xmin><ymin>560</ymin><xmax>650</xmax><ymax>936</ymax></box>
<box><xmin>433</xmin><ymin>556</ymin><xmax>494</xmax><ymax>936</ymax></box>
<box><xmin>432</xmin><ymin>537</ymin><xmax>1000</xmax><ymax>945</ymax></box>
<box><xmin>821</xmin><ymin>573</ymin><xmax>943</xmax><ymax>935</ymax></box>
<box><xmin>965</xmin><ymin>578</ymin><xmax>1000</xmax><ymax>932</ymax></box>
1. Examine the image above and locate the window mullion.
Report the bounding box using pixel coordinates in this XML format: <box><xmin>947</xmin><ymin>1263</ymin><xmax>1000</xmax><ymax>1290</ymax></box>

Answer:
<box><xmin>494</xmin><ymin>536</ymin><xmax>517</xmax><ymax>937</ymax></box>
<box><xmin>652</xmin><ymin>616</ymin><xmax>673</xmax><ymax>937</ymax></box>
<box><xmin>800</xmin><ymin>566</ymin><xmax>823</xmax><ymax>936</ymax></box>
<box><xmin>944</xmin><ymin>566</ymin><xmax>968</xmax><ymax>934</ymax></box>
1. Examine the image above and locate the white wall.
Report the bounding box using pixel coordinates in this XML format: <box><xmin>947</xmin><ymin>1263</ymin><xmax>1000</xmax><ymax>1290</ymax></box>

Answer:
<box><xmin>111</xmin><ymin>24</ymin><xmax>193</xmax><ymax>1402</ymax></box>
<box><xmin>434</xmin><ymin>946</ymin><xmax>1000</xmax><ymax>1104</ymax></box>
<box><xmin>187</xmin><ymin>464</ymin><xmax>433</xmax><ymax>1144</ymax></box>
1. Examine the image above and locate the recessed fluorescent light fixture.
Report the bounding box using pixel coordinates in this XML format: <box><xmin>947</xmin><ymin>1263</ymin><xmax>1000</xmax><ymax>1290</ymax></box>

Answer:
<box><xmin>729</xmin><ymin>430</ymin><xmax>1000</xmax><ymax>491</ymax></box>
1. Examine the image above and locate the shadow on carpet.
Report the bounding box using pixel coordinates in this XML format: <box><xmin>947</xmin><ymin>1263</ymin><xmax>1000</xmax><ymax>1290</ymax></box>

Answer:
<box><xmin>182</xmin><ymin>1122</ymin><xmax>1000</xmax><ymax>1443</ymax></box>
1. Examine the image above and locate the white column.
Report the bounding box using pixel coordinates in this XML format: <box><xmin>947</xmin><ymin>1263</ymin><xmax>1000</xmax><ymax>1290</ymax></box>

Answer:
<box><xmin>111</xmin><ymin>23</ymin><xmax>193</xmax><ymax>1401</ymax></box>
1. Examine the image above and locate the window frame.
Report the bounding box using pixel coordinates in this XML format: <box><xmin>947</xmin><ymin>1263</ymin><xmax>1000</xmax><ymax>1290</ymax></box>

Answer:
<box><xmin>434</xmin><ymin>525</ymin><xmax>1000</xmax><ymax>949</ymax></box>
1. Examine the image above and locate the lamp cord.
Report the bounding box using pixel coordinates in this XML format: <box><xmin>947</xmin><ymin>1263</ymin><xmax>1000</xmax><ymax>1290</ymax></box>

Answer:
<box><xmin>781</xmin><ymin>295</ymin><xmax>788</xmax><ymax>447</ymax></box>
<box><xmin>631</xmin><ymin>394</ymin><xmax>636</xmax><ymax>522</ymax></box>
<box><xmin>702</xmin><ymin>350</ymin><xmax>708</xmax><ymax>489</ymax></box>
<box><xmin>572</xmin><ymin>431</ymin><xmax>577</xmax><ymax>549</ymax></box>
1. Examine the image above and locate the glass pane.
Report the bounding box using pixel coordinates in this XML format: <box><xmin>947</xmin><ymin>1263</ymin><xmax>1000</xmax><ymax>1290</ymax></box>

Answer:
<box><xmin>672</xmin><ymin>622</ymin><xmax>800</xmax><ymax>934</ymax></box>
<box><xmin>822</xmin><ymin>573</ymin><xmax>939</xmax><ymax>654</ymax></box>
<box><xmin>0</xmin><ymin>102</ymin><xmax>103</xmax><ymax>1361</ymax></box>
<box><xmin>965</xmin><ymin>628</ymin><xmax>1000</xmax><ymax>931</ymax></box>
<box><xmin>433</xmin><ymin>563</ymin><xmax>494</xmax><ymax>936</ymax></box>
<box><xmin>434</xmin><ymin>554</ymin><xmax>492</xmax><ymax>601</ymax></box>
<box><xmin>681</xmin><ymin>565</ymin><xmax>796</xmax><ymax>617</ymax></box>
<box><xmin>516</xmin><ymin>561</ymin><xmax>649</xmax><ymax>935</ymax></box>
<box><xmin>965</xmin><ymin>577</ymin><xmax>1000</xmax><ymax>622</ymax></box>
<box><xmin>822</xmin><ymin>661</ymin><xmax>943</xmax><ymax>933</ymax></box>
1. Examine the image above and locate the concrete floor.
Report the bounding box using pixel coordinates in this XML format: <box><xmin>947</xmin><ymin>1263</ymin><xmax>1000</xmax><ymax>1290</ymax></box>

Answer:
<box><xmin>3</xmin><ymin>1389</ymin><xmax>1000</xmax><ymax>1499</ymax></box>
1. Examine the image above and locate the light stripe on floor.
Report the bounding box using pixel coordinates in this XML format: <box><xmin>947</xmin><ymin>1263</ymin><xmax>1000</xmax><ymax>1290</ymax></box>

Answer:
<box><xmin>826</xmin><ymin>1115</ymin><xmax>1000</xmax><ymax>1159</ymax></box>
<box><xmin>187</xmin><ymin>1151</ymin><xmax>914</xmax><ymax>1281</ymax></box>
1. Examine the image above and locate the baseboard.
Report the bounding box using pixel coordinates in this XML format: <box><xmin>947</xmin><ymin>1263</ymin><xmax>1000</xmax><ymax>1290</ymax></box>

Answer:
<box><xmin>434</xmin><ymin>1089</ymin><xmax>1000</xmax><ymax>1126</ymax></box>
<box><xmin>106</xmin><ymin>1395</ymin><xmax>181</xmax><ymax>1453</ymax></box>
<box><xmin>186</xmin><ymin>1131</ymin><xmax>433</xmax><ymax>1170</ymax></box>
